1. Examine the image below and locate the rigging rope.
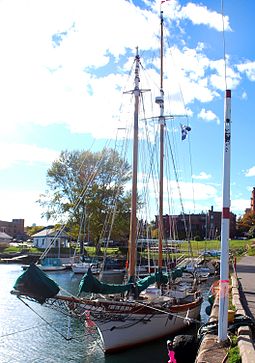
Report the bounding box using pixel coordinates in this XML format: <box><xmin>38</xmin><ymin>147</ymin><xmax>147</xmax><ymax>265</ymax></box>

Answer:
<box><xmin>17</xmin><ymin>296</ymin><xmax>72</xmax><ymax>341</ymax></box>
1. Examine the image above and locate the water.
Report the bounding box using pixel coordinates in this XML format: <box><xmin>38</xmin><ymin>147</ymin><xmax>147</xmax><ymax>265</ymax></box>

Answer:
<box><xmin>0</xmin><ymin>264</ymin><xmax>212</xmax><ymax>363</ymax></box>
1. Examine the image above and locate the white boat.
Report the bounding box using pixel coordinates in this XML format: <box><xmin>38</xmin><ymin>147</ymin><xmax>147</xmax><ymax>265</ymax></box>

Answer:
<box><xmin>71</xmin><ymin>260</ymin><xmax>101</xmax><ymax>274</ymax></box>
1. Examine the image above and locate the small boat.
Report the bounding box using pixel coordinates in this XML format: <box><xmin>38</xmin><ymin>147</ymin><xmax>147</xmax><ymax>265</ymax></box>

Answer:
<box><xmin>22</xmin><ymin>257</ymin><xmax>67</xmax><ymax>271</ymax></box>
<box><xmin>71</xmin><ymin>258</ymin><xmax>101</xmax><ymax>274</ymax></box>
<box><xmin>40</xmin><ymin>257</ymin><xmax>67</xmax><ymax>271</ymax></box>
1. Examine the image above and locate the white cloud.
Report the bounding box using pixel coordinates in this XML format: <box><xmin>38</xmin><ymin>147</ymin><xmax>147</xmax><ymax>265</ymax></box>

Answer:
<box><xmin>247</xmin><ymin>186</ymin><xmax>254</xmax><ymax>192</ymax></box>
<box><xmin>208</xmin><ymin>58</ymin><xmax>241</xmax><ymax>91</ymax></box>
<box><xmin>0</xmin><ymin>0</ymin><xmax>240</xmax><ymax>142</ymax></box>
<box><xmin>179</xmin><ymin>3</ymin><xmax>232</xmax><ymax>32</ymax></box>
<box><xmin>245</xmin><ymin>166</ymin><xmax>255</xmax><ymax>177</ymax></box>
<box><xmin>241</xmin><ymin>91</ymin><xmax>247</xmax><ymax>100</ymax></box>
<box><xmin>192</xmin><ymin>171</ymin><xmax>212</xmax><ymax>180</ymax></box>
<box><xmin>230</xmin><ymin>199</ymin><xmax>249</xmax><ymax>216</ymax></box>
<box><xmin>0</xmin><ymin>0</ymin><xmax>159</xmax><ymax>139</ymax></box>
<box><xmin>162</xmin><ymin>181</ymin><xmax>217</xmax><ymax>204</ymax></box>
<box><xmin>166</xmin><ymin>181</ymin><xmax>218</xmax><ymax>214</ymax></box>
<box><xmin>237</xmin><ymin>61</ymin><xmax>255</xmax><ymax>81</ymax></box>
<box><xmin>0</xmin><ymin>189</ymin><xmax>48</xmax><ymax>226</ymax></box>
<box><xmin>0</xmin><ymin>143</ymin><xmax>59</xmax><ymax>170</ymax></box>
<box><xmin>198</xmin><ymin>108</ymin><xmax>220</xmax><ymax>125</ymax></box>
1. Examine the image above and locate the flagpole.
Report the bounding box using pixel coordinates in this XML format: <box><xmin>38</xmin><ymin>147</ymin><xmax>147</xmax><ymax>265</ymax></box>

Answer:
<box><xmin>218</xmin><ymin>89</ymin><xmax>231</xmax><ymax>341</ymax></box>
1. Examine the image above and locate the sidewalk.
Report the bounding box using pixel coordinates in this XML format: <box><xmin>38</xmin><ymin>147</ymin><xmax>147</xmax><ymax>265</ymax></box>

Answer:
<box><xmin>236</xmin><ymin>255</ymin><xmax>255</xmax><ymax>319</ymax></box>
<box><xmin>234</xmin><ymin>255</ymin><xmax>255</xmax><ymax>362</ymax></box>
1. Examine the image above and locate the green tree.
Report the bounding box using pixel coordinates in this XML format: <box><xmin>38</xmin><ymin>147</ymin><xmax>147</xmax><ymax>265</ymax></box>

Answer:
<box><xmin>236</xmin><ymin>212</ymin><xmax>255</xmax><ymax>236</ymax></box>
<box><xmin>25</xmin><ymin>225</ymin><xmax>45</xmax><ymax>237</ymax></box>
<box><xmin>38</xmin><ymin>148</ymin><xmax>132</xmax><ymax>252</ymax></box>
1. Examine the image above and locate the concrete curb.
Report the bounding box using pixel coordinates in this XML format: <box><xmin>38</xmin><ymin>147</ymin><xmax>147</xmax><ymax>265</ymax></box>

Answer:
<box><xmin>195</xmin><ymin>294</ymin><xmax>229</xmax><ymax>363</ymax></box>
<box><xmin>196</xmin><ymin>276</ymin><xmax>255</xmax><ymax>363</ymax></box>
<box><xmin>231</xmin><ymin>274</ymin><xmax>255</xmax><ymax>363</ymax></box>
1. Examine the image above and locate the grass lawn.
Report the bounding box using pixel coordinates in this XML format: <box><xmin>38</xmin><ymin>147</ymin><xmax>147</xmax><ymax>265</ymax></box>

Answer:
<box><xmin>1</xmin><ymin>239</ymin><xmax>254</xmax><ymax>258</ymax></box>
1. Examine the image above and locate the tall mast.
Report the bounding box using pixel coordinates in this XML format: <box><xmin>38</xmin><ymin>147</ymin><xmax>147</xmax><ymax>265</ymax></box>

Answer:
<box><xmin>156</xmin><ymin>11</ymin><xmax>165</xmax><ymax>270</ymax></box>
<box><xmin>218</xmin><ymin>89</ymin><xmax>231</xmax><ymax>341</ymax></box>
<box><xmin>126</xmin><ymin>48</ymin><xmax>141</xmax><ymax>281</ymax></box>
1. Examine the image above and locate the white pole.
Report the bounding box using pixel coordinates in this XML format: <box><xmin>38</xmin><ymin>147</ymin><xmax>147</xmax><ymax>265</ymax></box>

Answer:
<box><xmin>218</xmin><ymin>89</ymin><xmax>231</xmax><ymax>341</ymax></box>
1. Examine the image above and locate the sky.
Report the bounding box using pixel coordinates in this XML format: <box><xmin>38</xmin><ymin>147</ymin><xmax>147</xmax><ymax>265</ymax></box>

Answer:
<box><xmin>0</xmin><ymin>0</ymin><xmax>255</xmax><ymax>227</ymax></box>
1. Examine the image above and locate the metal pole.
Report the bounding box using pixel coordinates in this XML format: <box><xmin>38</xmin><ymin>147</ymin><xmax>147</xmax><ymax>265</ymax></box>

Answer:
<box><xmin>218</xmin><ymin>89</ymin><xmax>231</xmax><ymax>341</ymax></box>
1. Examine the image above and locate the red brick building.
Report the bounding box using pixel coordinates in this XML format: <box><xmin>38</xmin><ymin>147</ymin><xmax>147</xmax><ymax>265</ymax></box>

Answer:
<box><xmin>0</xmin><ymin>219</ymin><xmax>25</xmax><ymax>240</ymax></box>
<box><xmin>250</xmin><ymin>187</ymin><xmax>255</xmax><ymax>214</ymax></box>
<box><xmin>156</xmin><ymin>206</ymin><xmax>236</xmax><ymax>240</ymax></box>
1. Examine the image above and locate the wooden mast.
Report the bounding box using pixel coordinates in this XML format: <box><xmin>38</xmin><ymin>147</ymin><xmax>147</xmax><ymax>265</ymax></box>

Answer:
<box><xmin>156</xmin><ymin>11</ymin><xmax>165</xmax><ymax>270</ymax></box>
<box><xmin>127</xmin><ymin>48</ymin><xmax>141</xmax><ymax>281</ymax></box>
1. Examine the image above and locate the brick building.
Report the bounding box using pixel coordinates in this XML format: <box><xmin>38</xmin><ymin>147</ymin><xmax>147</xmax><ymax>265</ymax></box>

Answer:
<box><xmin>0</xmin><ymin>219</ymin><xmax>25</xmax><ymax>240</ymax></box>
<box><xmin>156</xmin><ymin>206</ymin><xmax>236</xmax><ymax>240</ymax></box>
<box><xmin>250</xmin><ymin>187</ymin><xmax>255</xmax><ymax>213</ymax></box>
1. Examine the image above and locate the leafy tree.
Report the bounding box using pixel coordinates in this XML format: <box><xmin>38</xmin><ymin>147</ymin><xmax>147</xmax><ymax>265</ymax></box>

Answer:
<box><xmin>248</xmin><ymin>225</ymin><xmax>255</xmax><ymax>239</ymax></box>
<box><xmin>25</xmin><ymin>225</ymin><xmax>45</xmax><ymax>237</ymax></box>
<box><xmin>38</xmin><ymin>148</ymin><xmax>132</xmax><ymax>252</ymax></box>
<box><xmin>236</xmin><ymin>212</ymin><xmax>255</xmax><ymax>236</ymax></box>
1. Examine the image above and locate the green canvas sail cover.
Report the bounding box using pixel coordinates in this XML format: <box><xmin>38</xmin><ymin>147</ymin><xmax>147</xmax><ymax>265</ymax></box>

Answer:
<box><xmin>78</xmin><ymin>268</ymin><xmax>133</xmax><ymax>295</ymax></box>
<box><xmin>78</xmin><ymin>267</ymin><xmax>183</xmax><ymax>296</ymax></box>
<box><xmin>169</xmin><ymin>267</ymin><xmax>184</xmax><ymax>280</ymax></box>
<box><xmin>13</xmin><ymin>263</ymin><xmax>60</xmax><ymax>303</ymax></box>
<box><xmin>136</xmin><ymin>270</ymin><xmax>168</xmax><ymax>293</ymax></box>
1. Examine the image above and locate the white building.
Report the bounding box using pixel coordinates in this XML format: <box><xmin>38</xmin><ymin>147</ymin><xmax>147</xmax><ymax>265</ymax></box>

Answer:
<box><xmin>32</xmin><ymin>227</ymin><xmax>69</xmax><ymax>250</ymax></box>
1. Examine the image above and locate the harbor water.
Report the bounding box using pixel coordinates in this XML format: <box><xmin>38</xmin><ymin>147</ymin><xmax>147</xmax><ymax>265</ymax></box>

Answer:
<box><xmin>0</xmin><ymin>264</ymin><xmax>212</xmax><ymax>363</ymax></box>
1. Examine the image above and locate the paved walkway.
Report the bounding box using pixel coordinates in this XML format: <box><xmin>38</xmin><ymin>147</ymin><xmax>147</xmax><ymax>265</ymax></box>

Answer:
<box><xmin>233</xmin><ymin>256</ymin><xmax>255</xmax><ymax>362</ymax></box>
<box><xmin>236</xmin><ymin>255</ymin><xmax>255</xmax><ymax>320</ymax></box>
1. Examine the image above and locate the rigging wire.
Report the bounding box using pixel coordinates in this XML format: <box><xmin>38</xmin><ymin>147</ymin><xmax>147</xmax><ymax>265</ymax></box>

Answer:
<box><xmin>17</xmin><ymin>296</ymin><xmax>72</xmax><ymax>341</ymax></box>
<box><xmin>163</xmin><ymin>18</ymin><xmax>196</xmax><ymax>215</ymax></box>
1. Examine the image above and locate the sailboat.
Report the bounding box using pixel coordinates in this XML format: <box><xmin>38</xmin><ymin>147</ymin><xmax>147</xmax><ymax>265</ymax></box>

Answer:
<box><xmin>70</xmin><ymin>207</ymin><xmax>101</xmax><ymax>275</ymax></box>
<box><xmin>11</xmin><ymin>10</ymin><xmax>203</xmax><ymax>353</ymax></box>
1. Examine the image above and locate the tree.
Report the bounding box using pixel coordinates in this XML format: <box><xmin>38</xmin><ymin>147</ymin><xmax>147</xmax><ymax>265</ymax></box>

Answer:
<box><xmin>236</xmin><ymin>212</ymin><xmax>255</xmax><ymax>237</ymax></box>
<box><xmin>25</xmin><ymin>225</ymin><xmax>45</xmax><ymax>237</ymax></box>
<box><xmin>38</xmin><ymin>148</ymin><xmax>132</xmax><ymax>252</ymax></box>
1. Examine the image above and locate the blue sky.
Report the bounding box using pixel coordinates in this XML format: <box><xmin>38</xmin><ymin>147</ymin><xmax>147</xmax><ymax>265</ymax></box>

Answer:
<box><xmin>0</xmin><ymin>0</ymin><xmax>254</xmax><ymax>227</ymax></box>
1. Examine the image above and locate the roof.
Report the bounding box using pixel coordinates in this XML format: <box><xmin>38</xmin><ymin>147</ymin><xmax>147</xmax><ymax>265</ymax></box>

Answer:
<box><xmin>31</xmin><ymin>228</ymin><xmax>69</xmax><ymax>238</ymax></box>
<box><xmin>0</xmin><ymin>232</ymin><xmax>12</xmax><ymax>240</ymax></box>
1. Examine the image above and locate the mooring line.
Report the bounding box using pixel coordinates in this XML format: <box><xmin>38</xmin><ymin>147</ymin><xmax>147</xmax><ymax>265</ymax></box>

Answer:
<box><xmin>18</xmin><ymin>296</ymin><xmax>72</xmax><ymax>340</ymax></box>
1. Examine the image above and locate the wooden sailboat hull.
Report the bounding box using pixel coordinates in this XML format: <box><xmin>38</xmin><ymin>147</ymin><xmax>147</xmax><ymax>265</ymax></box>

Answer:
<box><xmin>90</xmin><ymin>296</ymin><xmax>202</xmax><ymax>353</ymax></box>
<box><xmin>11</xmin><ymin>281</ymin><xmax>202</xmax><ymax>353</ymax></box>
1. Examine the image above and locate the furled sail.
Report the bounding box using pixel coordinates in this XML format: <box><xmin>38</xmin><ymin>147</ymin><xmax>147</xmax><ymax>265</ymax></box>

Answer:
<box><xmin>78</xmin><ymin>267</ymin><xmax>184</xmax><ymax>295</ymax></box>
<box><xmin>13</xmin><ymin>263</ymin><xmax>60</xmax><ymax>303</ymax></box>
